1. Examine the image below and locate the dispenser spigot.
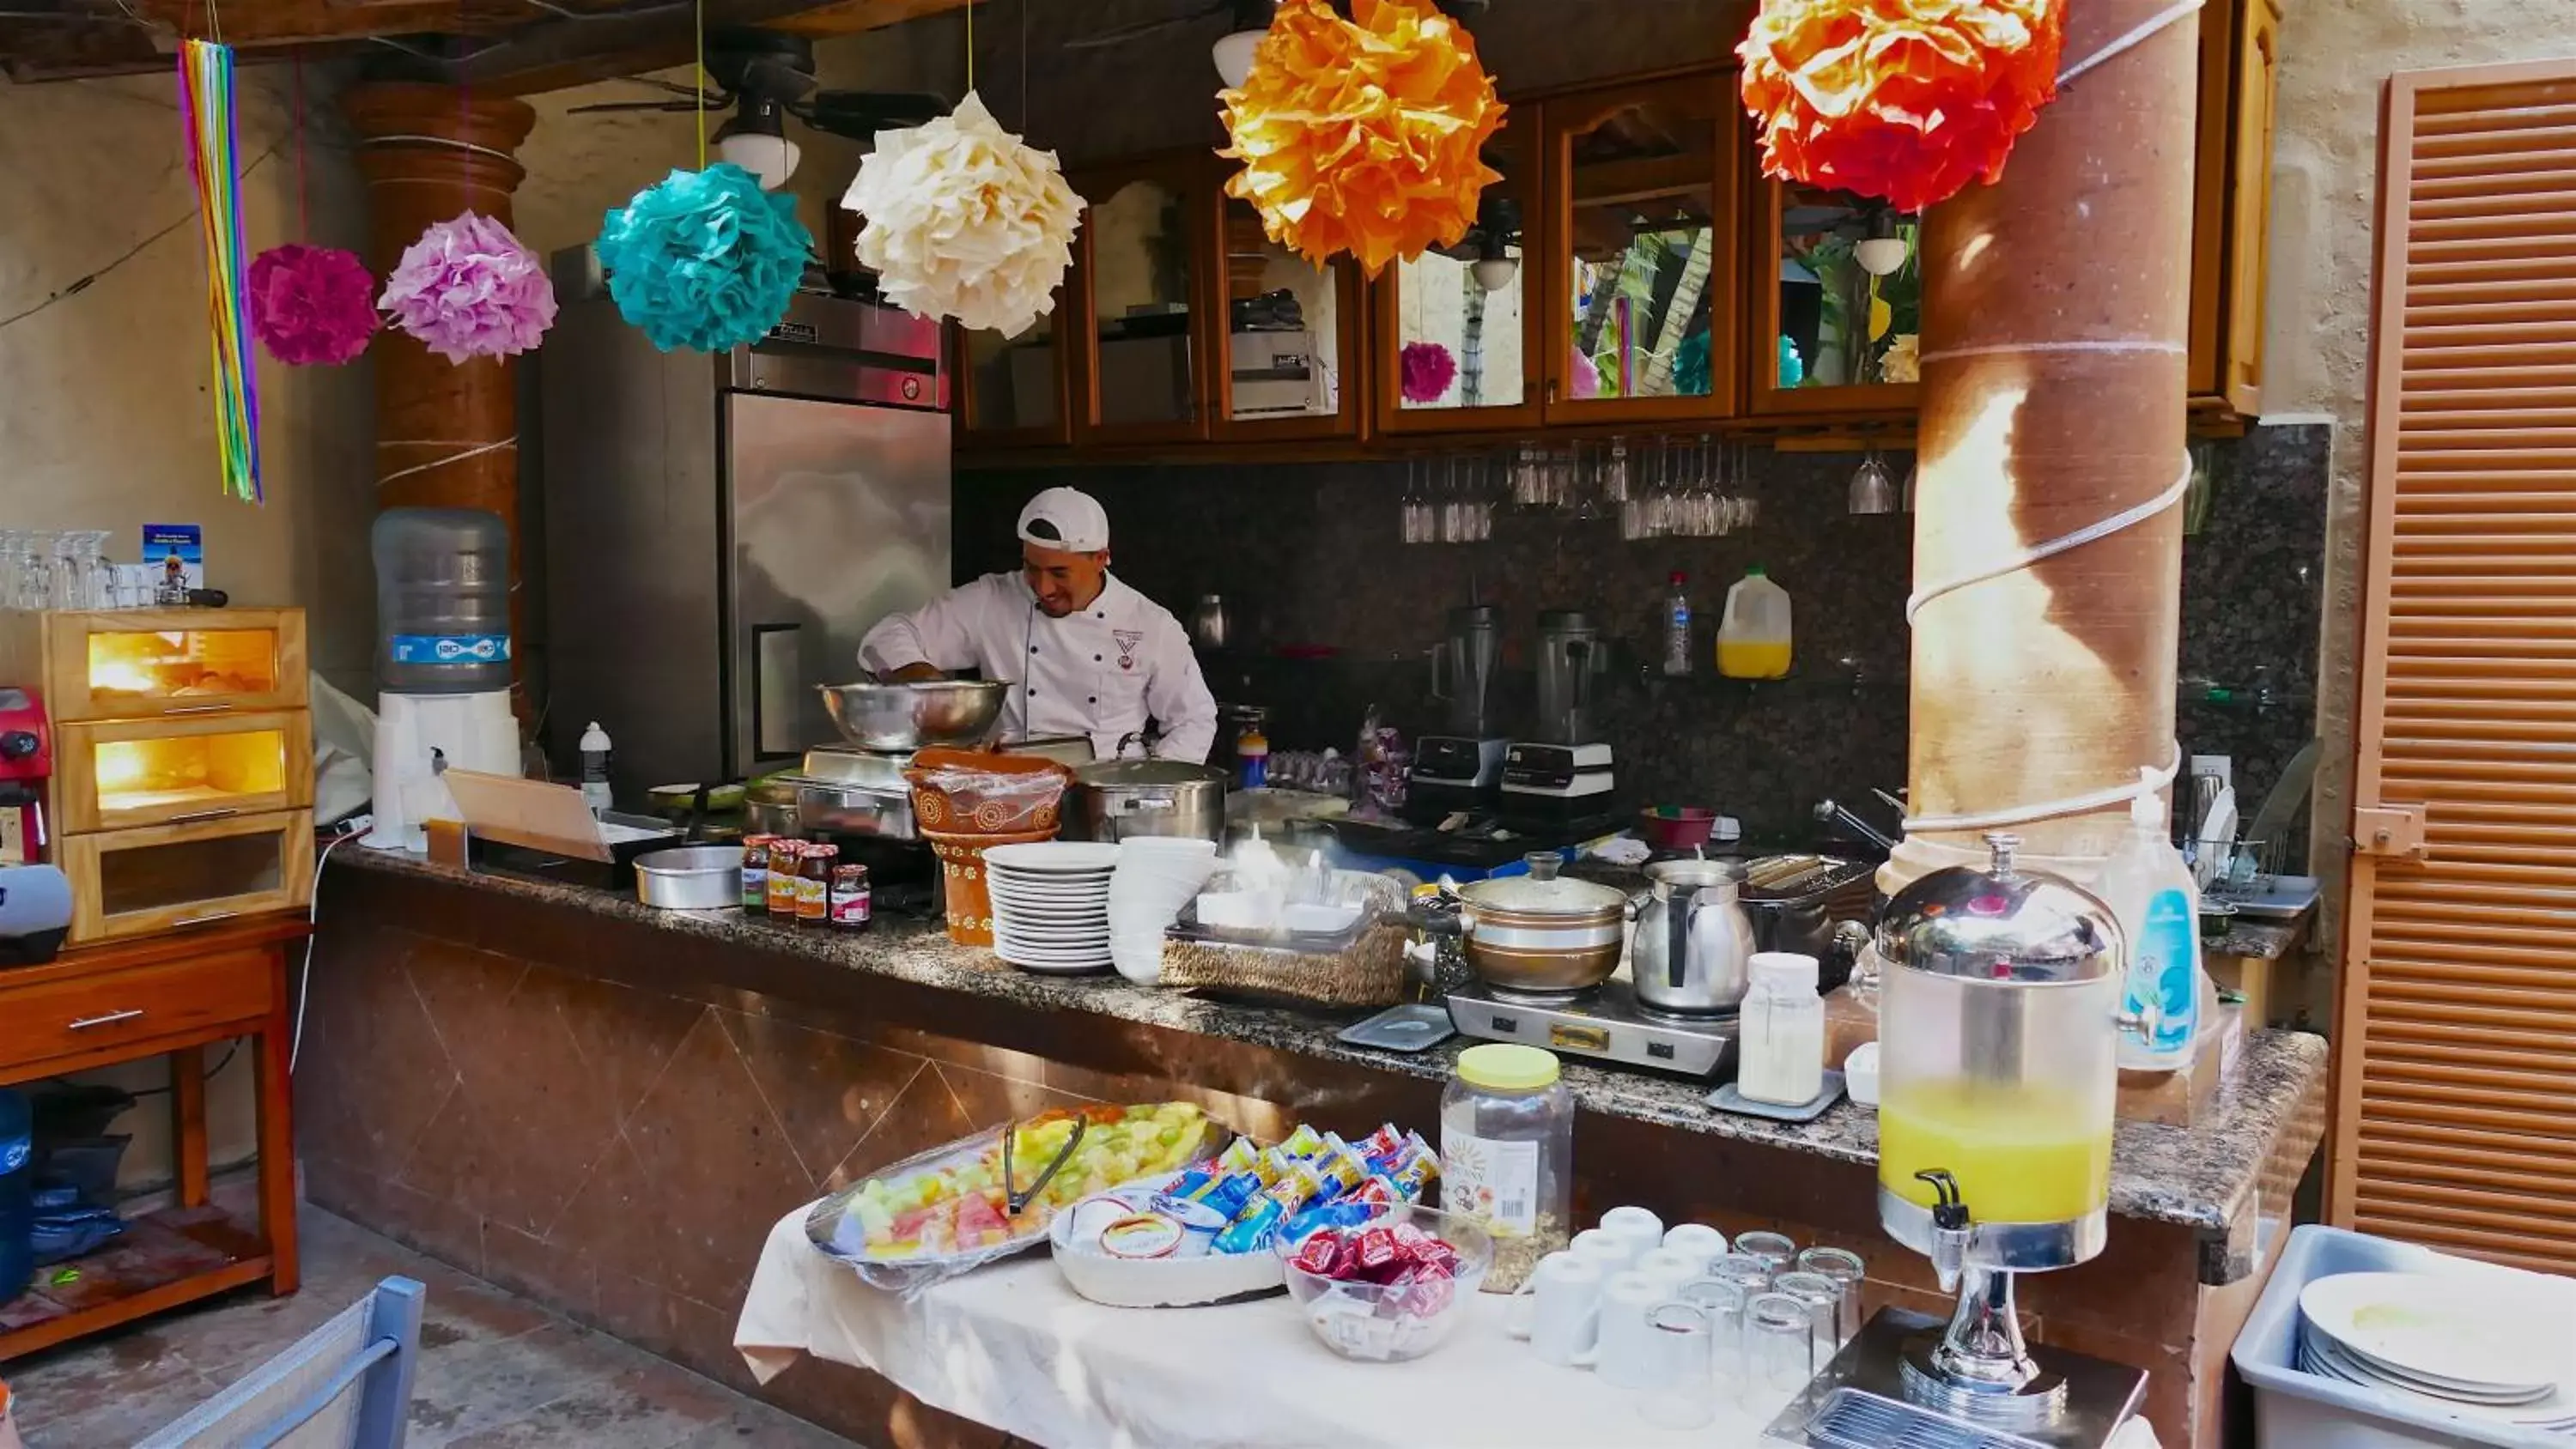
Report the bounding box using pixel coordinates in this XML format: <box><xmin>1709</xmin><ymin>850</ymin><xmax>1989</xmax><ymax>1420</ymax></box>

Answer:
<box><xmin>1915</xmin><ymin>1169</ymin><xmax>1971</xmax><ymax>1293</ymax></box>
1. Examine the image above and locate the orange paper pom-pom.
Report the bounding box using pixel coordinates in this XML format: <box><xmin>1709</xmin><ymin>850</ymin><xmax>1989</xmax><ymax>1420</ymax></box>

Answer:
<box><xmin>1218</xmin><ymin>0</ymin><xmax>1506</xmax><ymax>277</ymax></box>
<box><xmin>1738</xmin><ymin>0</ymin><xmax>2067</xmax><ymax>214</ymax></box>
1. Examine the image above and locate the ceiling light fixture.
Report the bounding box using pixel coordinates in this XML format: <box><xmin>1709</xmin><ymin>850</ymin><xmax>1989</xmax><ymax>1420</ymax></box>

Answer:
<box><xmin>713</xmin><ymin>98</ymin><xmax>800</xmax><ymax>190</ymax></box>
<box><xmin>1212</xmin><ymin>0</ymin><xmax>1276</xmax><ymax>86</ymax></box>
<box><xmin>1854</xmin><ymin>209</ymin><xmax>1909</xmax><ymax>277</ymax></box>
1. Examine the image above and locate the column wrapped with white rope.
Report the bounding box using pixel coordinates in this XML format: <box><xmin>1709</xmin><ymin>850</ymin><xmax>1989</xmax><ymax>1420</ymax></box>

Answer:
<box><xmin>1884</xmin><ymin>0</ymin><xmax>2204</xmax><ymax>890</ymax></box>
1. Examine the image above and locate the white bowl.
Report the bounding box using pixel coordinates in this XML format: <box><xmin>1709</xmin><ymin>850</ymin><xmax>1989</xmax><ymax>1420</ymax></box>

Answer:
<box><xmin>1048</xmin><ymin>1173</ymin><xmax>1285</xmax><ymax>1307</ymax></box>
<box><xmin>1282</xmin><ymin>902</ymin><xmax>1363</xmax><ymax>935</ymax></box>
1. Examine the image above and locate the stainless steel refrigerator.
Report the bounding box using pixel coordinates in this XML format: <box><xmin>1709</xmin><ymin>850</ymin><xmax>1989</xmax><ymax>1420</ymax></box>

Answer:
<box><xmin>539</xmin><ymin>250</ymin><xmax>951</xmax><ymax>795</ymax></box>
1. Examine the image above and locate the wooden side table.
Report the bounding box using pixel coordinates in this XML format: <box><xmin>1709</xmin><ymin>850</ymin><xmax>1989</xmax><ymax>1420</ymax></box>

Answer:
<box><xmin>0</xmin><ymin>916</ymin><xmax>307</xmax><ymax>1359</ymax></box>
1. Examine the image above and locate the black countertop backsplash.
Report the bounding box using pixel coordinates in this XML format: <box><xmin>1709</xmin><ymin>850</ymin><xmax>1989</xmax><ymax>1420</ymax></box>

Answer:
<box><xmin>959</xmin><ymin>424</ymin><xmax>2325</xmax><ymax>849</ymax></box>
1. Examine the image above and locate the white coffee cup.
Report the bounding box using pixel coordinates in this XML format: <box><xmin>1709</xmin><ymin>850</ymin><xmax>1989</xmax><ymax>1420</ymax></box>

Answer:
<box><xmin>1504</xmin><ymin>1251</ymin><xmax>1603</xmax><ymax>1368</ymax></box>
<box><xmin>1599</xmin><ymin>1204</ymin><xmax>1665</xmax><ymax>1261</ymax></box>
<box><xmin>1591</xmin><ymin>1270</ymin><xmax>1672</xmax><ymax>1391</ymax></box>
<box><xmin>1569</xmin><ymin>1227</ymin><xmax>1636</xmax><ymax>1273</ymax></box>
<box><xmin>1632</xmin><ymin>1246</ymin><xmax>1703</xmax><ymax>1297</ymax></box>
<box><xmin>1662</xmin><ymin>1222</ymin><xmax>1730</xmax><ymax>1265</ymax></box>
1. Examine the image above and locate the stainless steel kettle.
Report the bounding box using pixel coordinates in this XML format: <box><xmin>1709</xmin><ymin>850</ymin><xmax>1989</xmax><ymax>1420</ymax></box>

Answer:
<box><xmin>1629</xmin><ymin>858</ymin><xmax>1756</xmax><ymax>1015</ymax></box>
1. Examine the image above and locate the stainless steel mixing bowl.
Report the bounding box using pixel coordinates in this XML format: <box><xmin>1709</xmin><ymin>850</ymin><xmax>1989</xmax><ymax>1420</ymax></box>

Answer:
<box><xmin>817</xmin><ymin>680</ymin><xmax>1011</xmax><ymax>749</ymax></box>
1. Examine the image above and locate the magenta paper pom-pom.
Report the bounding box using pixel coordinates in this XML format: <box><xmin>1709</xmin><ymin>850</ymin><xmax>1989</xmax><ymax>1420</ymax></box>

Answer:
<box><xmin>377</xmin><ymin>211</ymin><xmax>556</xmax><ymax>364</ymax></box>
<box><xmin>1399</xmin><ymin>341</ymin><xmax>1456</xmax><ymax>404</ymax></box>
<box><xmin>247</xmin><ymin>245</ymin><xmax>377</xmax><ymax>367</ymax></box>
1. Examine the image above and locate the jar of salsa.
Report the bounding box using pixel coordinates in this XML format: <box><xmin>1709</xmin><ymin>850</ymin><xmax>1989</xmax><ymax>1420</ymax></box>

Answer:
<box><xmin>830</xmin><ymin>862</ymin><xmax>872</xmax><ymax>930</ymax></box>
<box><xmin>765</xmin><ymin>840</ymin><xmax>805</xmax><ymax>915</ymax></box>
<box><xmin>797</xmin><ymin>843</ymin><xmax>836</xmax><ymax>923</ymax></box>
<box><xmin>740</xmin><ymin>835</ymin><xmax>775</xmax><ymax>912</ymax></box>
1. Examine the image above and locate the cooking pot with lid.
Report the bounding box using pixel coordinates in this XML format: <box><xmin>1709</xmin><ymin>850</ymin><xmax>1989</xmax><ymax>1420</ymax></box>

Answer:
<box><xmin>1067</xmin><ymin>759</ymin><xmax>1228</xmax><ymax>843</ymax></box>
<box><xmin>1452</xmin><ymin>852</ymin><xmax>1630</xmax><ymax>996</ymax></box>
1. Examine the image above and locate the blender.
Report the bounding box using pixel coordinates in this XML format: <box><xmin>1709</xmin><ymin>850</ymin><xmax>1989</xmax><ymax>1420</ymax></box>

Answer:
<box><xmin>1499</xmin><ymin>609</ymin><xmax>1613</xmax><ymax>827</ymax></box>
<box><xmin>1406</xmin><ymin>604</ymin><xmax>1509</xmax><ymax>822</ymax></box>
<box><xmin>1766</xmin><ymin>832</ymin><xmax>2153</xmax><ymax>1449</ymax></box>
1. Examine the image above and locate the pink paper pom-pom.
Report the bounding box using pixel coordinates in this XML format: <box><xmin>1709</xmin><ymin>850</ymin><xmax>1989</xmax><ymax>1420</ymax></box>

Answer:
<box><xmin>1399</xmin><ymin>341</ymin><xmax>1456</xmax><ymax>404</ymax></box>
<box><xmin>247</xmin><ymin>245</ymin><xmax>377</xmax><ymax>367</ymax></box>
<box><xmin>377</xmin><ymin>211</ymin><xmax>556</xmax><ymax>365</ymax></box>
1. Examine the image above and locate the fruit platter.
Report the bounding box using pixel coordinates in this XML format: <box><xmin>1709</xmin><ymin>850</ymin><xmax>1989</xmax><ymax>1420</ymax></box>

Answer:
<box><xmin>804</xmin><ymin>1101</ymin><xmax>1223</xmax><ymax>1292</ymax></box>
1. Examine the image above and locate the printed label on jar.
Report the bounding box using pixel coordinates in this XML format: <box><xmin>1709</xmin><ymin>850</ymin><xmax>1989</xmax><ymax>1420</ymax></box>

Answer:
<box><xmin>1441</xmin><ymin>1130</ymin><xmax>1540</xmax><ymax>1236</ymax></box>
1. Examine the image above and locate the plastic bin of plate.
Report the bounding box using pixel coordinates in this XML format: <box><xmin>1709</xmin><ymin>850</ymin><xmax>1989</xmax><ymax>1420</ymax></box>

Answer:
<box><xmin>1049</xmin><ymin>1122</ymin><xmax>1438</xmax><ymax>1308</ymax></box>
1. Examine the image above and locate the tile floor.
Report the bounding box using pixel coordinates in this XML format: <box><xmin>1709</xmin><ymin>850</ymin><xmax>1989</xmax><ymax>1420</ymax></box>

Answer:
<box><xmin>4</xmin><ymin>1204</ymin><xmax>862</xmax><ymax>1449</ymax></box>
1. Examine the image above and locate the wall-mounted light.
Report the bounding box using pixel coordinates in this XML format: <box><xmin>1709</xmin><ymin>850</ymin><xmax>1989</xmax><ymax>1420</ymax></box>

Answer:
<box><xmin>1468</xmin><ymin>194</ymin><xmax>1520</xmax><ymax>291</ymax></box>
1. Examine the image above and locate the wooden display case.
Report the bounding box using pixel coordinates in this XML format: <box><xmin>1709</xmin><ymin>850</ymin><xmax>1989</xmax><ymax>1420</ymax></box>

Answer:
<box><xmin>1372</xmin><ymin>107</ymin><xmax>1546</xmax><ymax>436</ymax></box>
<box><xmin>1070</xmin><ymin>154</ymin><xmax>1221</xmax><ymax>447</ymax></box>
<box><xmin>57</xmin><ymin>808</ymin><xmax>313</xmax><ymax>944</ymax></box>
<box><xmin>53</xmin><ymin>710</ymin><xmax>313</xmax><ymax>834</ymax></box>
<box><xmin>0</xmin><ymin>608</ymin><xmax>307</xmax><ymax>723</ymax></box>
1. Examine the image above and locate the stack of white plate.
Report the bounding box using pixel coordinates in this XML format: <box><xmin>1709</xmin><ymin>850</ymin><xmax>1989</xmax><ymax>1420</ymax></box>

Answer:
<box><xmin>984</xmin><ymin>842</ymin><xmax>1121</xmax><ymax>974</ymax></box>
<box><xmin>1106</xmin><ymin>838</ymin><xmax>1221</xmax><ymax>984</ymax></box>
<box><xmin>2298</xmin><ymin>1270</ymin><xmax>2576</xmax><ymax>1434</ymax></box>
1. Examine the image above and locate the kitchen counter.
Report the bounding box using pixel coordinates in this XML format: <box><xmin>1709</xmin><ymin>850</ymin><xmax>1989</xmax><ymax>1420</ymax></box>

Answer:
<box><xmin>295</xmin><ymin>848</ymin><xmax>2327</xmax><ymax>1449</ymax></box>
<box><xmin>324</xmin><ymin>848</ymin><xmax>2320</xmax><ymax>1242</ymax></box>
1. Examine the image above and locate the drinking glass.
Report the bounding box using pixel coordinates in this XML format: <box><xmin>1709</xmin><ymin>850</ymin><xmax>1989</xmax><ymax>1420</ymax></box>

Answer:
<box><xmin>1747</xmin><ymin>1290</ymin><xmax>1819</xmax><ymax>1410</ymax></box>
<box><xmin>1848</xmin><ymin>449</ymin><xmax>1898</xmax><ymax>514</ymax></box>
<box><xmin>1773</xmin><ymin>1270</ymin><xmax>1844</xmax><ymax>1370</ymax></box>
<box><xmin>75</xmin><ymin>530</ymin><xmax>112</xmax><ymax>609</ymax></box>
<box><xmin>1796</xmin><ymin>1246</ymin><xmax>1868</xmax><ymax>1346</ymax></box>
<box><xmin>1601</xmin><ymin>435</ymin><xmax>1631</xmax><ymax>503</ymax></box>
<box><xmin>18</xmin><ymin>532</ymin><xmax>57</xmax><ymax>612</ymax></box>
<box><xmin>1400</xmin><ymin>458</ymin><xmax>1431</xmax><ymax>543</ymax></box>
<box><xmin>1707</xmin><ymin>1252</ymin><xmax>1775</xmax><ymax>1296</ymax></box>
<box><xmin>1678</xmin><ymin>1276</ymin><xmax>1752</xmax><ymax>1393</ymax></box>
<box><xmin>1638</xmin><ymin>1302</ymin><xmax>1717</xmax><ymax>1430</ymax></box>
<box><xmin>0</xmin><ymin>530</ymin><xmax>21</xmax><ymax>611</ymax></box>
<box><xmin>1733</xmin><ymin>1230</ymin><xmax>1797</xmax><ymax>1276</ymax></box>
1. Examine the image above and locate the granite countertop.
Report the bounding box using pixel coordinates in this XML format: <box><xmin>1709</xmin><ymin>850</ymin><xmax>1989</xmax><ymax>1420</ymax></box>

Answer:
<box><xmin>333</xmin><ymin>848</ymin><xmax>2326</xmax><ymax>1240</ymax></box>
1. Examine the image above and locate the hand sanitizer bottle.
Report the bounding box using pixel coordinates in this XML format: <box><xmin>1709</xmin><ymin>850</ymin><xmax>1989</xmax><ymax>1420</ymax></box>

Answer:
<box><xmin>2100</xmin><ymin>768</ymin><xmax>2202</xmax><ymax>1071</ymax></box>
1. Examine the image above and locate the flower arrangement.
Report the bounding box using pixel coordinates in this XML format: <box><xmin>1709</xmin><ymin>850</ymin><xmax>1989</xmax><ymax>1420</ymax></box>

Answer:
<box><xmin>596</xmin><ymin>163</ymin><xmax>813</xmax><ymax>353</ymax></box>
<box><xmin>246</xmin><ymin>245</ymin><xmax>377</xmax><ymax>366</ymax></box>
<box><xmin>841</xmin><ymin>93</ymin><xmax>1084</xmax><ymax>336</ymax></box>
<box><xmin>377</xmin><ymin>211</ymin><xmax>556</xmax><ymax>364</ymax></box>
<box><xmin>1400</xmin><ymin>341</ymin><xmax>1456</xmax><ymax>403</ymax></box>
<box><xmin>1218</xmin><ymin>0</ymin><xmax>1506</xmax><ymax>276</ymax></box>
<box><xmin>1738</xmin><ymin>0</ymin><xmax>2067</xmax><ymax>213</ymax></box>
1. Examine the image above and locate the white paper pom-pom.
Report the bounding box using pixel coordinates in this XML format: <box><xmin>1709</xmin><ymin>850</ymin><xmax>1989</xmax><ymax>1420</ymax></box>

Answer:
<box><xmin>840</xmin><ymin>92</ymin><xmax>1084</xmax><ymax>337</ymax></box>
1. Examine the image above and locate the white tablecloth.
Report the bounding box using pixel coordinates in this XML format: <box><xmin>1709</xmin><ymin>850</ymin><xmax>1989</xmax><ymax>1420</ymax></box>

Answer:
<box><xmin>736</xmin><ymin>1210</ymin><xmax>2164</xmax><ymax>1449</ymax></box>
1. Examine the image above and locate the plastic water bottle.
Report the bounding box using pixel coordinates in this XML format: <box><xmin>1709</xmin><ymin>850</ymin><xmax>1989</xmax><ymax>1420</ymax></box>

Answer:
<box><xmin>373</xmin><ymin>507</ymin><xmax>512</xmax><ymax>695</ymax></box>
<box><xmin>578</xmin><ymin>721</ymin><xmax>614</xmax><ymax>816</ymax></box>
<box><xmin>1662</xmin><ymin>572</ymin><xmax>1693</xmax><ymax>676</ymax></box>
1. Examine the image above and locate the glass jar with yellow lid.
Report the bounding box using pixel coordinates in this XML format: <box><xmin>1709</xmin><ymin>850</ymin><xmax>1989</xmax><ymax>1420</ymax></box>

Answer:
<box><xmin>1440</xmin><ymin>1042</ymin><xmax>1573</xmax><ymax>1291</ymax></box>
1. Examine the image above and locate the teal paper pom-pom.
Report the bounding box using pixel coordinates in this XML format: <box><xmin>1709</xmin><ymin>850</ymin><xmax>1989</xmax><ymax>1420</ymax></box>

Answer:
<box><xmin>1674</xmin><ymin>330</ymin><xmax>1711</xmax><ymax>397</ymax></box>
<box><xmin>597</xmin><ymin>163</ymin><xmax>814</xmax><ymax>353</ymax></box>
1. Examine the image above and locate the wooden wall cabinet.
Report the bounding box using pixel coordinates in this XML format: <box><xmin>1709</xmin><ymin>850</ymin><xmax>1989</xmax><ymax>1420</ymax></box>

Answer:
<box><xmin>1372</xmin><ymin>107</ymin><xmax>1546</xmax><ymax>435</ymax></box>
<box><xmin>1213</xmin><ymin>191</ymin><xmax>1368</xmax><ymax>441</ymax></box>
<box><xmin>1744</xmin><ymin>185</ymin><xmax>1923</xmax><ymax>419</ymax></box>
<box><xmin>1070</xmin><ymin>154</ymin><xmax>1220</xmax><ymax>447</ymax></box>
<box><xmin>1541</xmin><ymin>70</ymin><xmax>1746</xmax><ymax>426</ymax></box>
<box><xmin>2190</xmin><ymin>0</ymin><xmax>2282</xmax><ymax>418</ymax></box>
<box><xmin>953</xmin><ymin>284</ymin><xmax>1076</xmax><ymax>450</ymax></box>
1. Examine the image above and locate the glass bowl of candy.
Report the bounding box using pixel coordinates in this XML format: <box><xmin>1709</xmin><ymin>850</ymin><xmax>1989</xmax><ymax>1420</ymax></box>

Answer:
<box><xmin>1280</xmin><ymin>1203</ymin><xmax>1492</xmax><ymax>1362</ymax></box>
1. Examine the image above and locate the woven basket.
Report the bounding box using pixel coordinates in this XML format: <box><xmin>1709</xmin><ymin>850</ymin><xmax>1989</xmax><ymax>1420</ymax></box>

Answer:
<box><xmin>1156</xmin><ymin>875</ymin><xmax>1413</xmax><ymax>1008</ymax></box>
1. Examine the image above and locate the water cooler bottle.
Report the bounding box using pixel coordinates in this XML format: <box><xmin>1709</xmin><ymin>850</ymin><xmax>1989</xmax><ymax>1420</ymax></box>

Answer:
<box><xmin>364</xmin><ymin>508</ymin><xmax>521</xmax><ymax>852</ymax></box>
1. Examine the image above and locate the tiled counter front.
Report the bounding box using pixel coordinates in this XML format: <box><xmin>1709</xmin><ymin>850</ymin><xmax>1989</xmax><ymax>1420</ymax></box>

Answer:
<box><xmin>298</xmin><ymin>852</ymin><xmax>2324</xmax><ymax>1448</ymax></box>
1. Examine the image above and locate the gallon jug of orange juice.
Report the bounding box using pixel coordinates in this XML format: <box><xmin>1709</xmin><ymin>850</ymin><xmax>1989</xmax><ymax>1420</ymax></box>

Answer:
<box><xmin>1716</xmin><ymin>567</ymin><xmax>1792</xmax><ymax>679</ymax></box>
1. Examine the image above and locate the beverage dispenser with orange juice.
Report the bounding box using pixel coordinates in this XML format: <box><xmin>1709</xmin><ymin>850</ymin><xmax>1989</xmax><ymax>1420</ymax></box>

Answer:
<box><xmin>1765</xmin><ymin>831</ymin><xmax>2159</xmax><ymax>1448</ymax></box>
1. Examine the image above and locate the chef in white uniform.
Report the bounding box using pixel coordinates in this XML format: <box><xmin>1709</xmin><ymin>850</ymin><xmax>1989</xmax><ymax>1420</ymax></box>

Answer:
<box><xmin>858</xmin><ymin>487</ymin><xmax>1220</xmax><ymax>764</ymax></box>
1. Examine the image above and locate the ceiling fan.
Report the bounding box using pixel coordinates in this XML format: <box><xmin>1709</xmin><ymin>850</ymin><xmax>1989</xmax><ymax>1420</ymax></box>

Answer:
<box><xmin>1066</xmin><ymin>0</ymin><xmax>1491</xmax><ymax>85</ymax></box>
<box><xmin>568</xmin><ymin>28</ymin><xmax>947</xmax><ymax>189</ymax></box>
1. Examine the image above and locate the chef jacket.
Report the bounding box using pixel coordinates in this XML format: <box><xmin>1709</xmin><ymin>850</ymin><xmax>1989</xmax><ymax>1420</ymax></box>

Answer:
<box><xmin>857</xmin><ymin>570</ymin><xmax>1220</xmax><ymax>765</ymax></box>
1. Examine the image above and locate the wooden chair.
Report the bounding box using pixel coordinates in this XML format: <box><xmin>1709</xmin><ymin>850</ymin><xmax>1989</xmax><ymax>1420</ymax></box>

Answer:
<box><xmin>135</xmin><ymin>1276</ymin><xmax>424</xmax><ymax>1449</ymax></box>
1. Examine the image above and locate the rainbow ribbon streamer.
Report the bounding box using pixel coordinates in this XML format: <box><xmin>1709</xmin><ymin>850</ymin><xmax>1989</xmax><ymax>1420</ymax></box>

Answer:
<box><xmin>179</xmin><ymin>39</ymin><xmax>262</xmax><ymax>503</ymax></box>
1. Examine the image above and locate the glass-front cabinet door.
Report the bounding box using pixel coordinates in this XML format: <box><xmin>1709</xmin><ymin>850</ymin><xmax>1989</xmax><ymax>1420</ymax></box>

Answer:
<box><xmin>1214</xmin><ymin>197</ymin><xmax>1364</xmax><ymax>439</ymax></box>
<box><xmin>955</xmin><ymin>288</ymin><xmax>1073</xmax><ymax>448</ymax></box>
<box><xmin>1072</xmin><ymin>156</ymin><xmax>1214</xmax><ymax>445</ymax></box>
<box><xmin>1543</xmin><ymin>71</ymin><xmax>1743</xmax><ymax>425</ymax></box>
<box><xmin>1373</xmin><ymin>108</ymin><xmax>1540</xmax><ymax>434</ymax></box>
<box><xmin>1750</xmin><ymin>180</ymin><xmax>1923</xmax><ymax>415</ymax></box>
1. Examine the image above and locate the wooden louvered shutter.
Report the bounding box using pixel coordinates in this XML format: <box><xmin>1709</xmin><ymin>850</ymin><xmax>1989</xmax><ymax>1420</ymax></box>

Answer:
<box><xmin>2330</xmin><ymin>58</ymin><xmax>2576</xmax><ymax>1271</ymax></box>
